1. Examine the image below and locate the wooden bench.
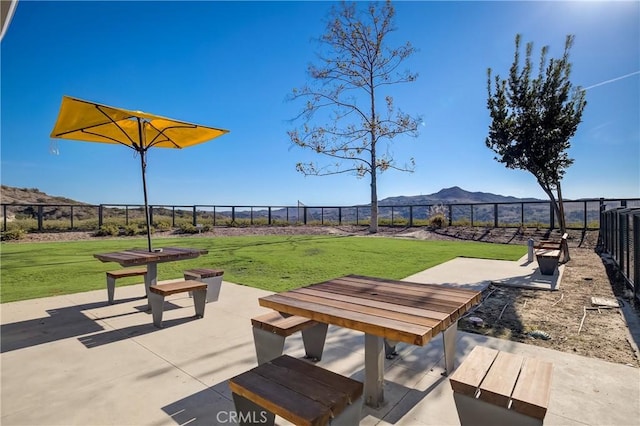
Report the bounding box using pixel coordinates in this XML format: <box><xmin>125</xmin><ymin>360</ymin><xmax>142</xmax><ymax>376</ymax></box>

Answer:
<box><xmin>535</xmin><ymin>233</ymin><xmax>568</xmax><ymax>275</ymax></box>
<box><xmin>228</xmin><ymin>354</ymin><xmax>363</xmax><ymax>426</ymax></box>
<box><xmin>105</xmin><ymin>267</ymin><xmax>147</xmax><ymax>304</ymax></box>
<box><xmin>252</xmin><ymin>311</ymin><xmax>328</xmax><ymax>364</ymax></box>
<box><xmin>183</xmin><ymin>268</ymin><xmax>224</xmax><ymax>303</ymax></box>
<box><xmin>449</xmin><ymin>346</ymin><xmax>553</xmax><ymax>426</ymax></box>
<box><xmin>148</xmin><ymin>280</ymin><xmax>207</xmax><ymax>328</ymax></box>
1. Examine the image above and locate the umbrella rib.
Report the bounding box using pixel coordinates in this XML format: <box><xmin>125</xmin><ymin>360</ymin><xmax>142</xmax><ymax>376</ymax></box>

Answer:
<box><xmin>52</xmin><ymin>117</ymin><xmax>136</xmax><ymax>141</ymax></box>
<box><xmin>146</xmin><ymin>122</ymin><xmax>199</xmax><ymax>149</ymax></box>
<box><xmin>51</xmin><ymin>102</ymin><xmax>137</xmax><ymax>148</ymax></box>
<box><xmin>77</xmin><ymin>129</ymin><xmax>141</xmax><ymax>151</ymax></box>
<box><xmin>94</xmin><ymin>105</ymin><xmax>140</xmax><ymax>148</ymax></box>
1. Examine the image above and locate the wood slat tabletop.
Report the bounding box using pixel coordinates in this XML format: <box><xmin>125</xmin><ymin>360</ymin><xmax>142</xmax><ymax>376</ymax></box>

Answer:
<box><xmin>259</xmin><ymin>274</ymin><xmax>481</xmax><ymax>346</ymax></box>
<box><xmin>94</xmin><ymin>247</ymin><xmax>208</xmax><ymax>266</ymax></box>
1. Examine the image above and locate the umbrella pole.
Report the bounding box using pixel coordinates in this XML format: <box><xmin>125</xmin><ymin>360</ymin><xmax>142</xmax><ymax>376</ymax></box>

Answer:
<box><xmin>139</xmin><ymin>148</ymin><xmax>153</xmax><ymax>252</ymax></box>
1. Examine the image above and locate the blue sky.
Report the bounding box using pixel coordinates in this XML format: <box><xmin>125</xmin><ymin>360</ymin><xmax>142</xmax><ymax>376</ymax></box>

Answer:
<box><xmin>1</xmin><ymin>1</ymin><xmax>638</xmax><ymax>207</ymax></box>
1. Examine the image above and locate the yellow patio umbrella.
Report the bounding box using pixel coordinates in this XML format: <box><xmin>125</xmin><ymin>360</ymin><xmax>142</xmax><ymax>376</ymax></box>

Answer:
<box><xmin>50</xmin><ymin>95</ymin><xmax>229</xmax><ymax>251</ymax></box>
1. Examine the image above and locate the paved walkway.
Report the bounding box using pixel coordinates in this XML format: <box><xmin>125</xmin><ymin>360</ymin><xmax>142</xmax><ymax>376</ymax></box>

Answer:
<box><xmin>1</xmin><ymin>257</ymin><xmax>638</xmax><ymax>425</ymax></box>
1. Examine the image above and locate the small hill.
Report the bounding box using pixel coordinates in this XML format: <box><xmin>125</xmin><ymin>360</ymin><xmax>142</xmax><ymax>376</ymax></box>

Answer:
<box><xmin>379</xmin><ymin>186</ymin><xmax>541</xmax><ymax>206</ymax></box>
<box><xmin>1</xmin><ymin>185</ymin><xmax>87</xmax><ymax>205</ymax></box>
<box><xmin>0</xmin><ymin>185</ymin><xmax>94</xmax><ymax>221</ymax></box>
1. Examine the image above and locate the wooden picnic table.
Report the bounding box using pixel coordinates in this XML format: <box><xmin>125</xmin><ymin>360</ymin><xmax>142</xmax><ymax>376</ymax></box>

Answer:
<box><xmin>94</xmin><ymin>247</ymin><xmax>208</xmax><ymax>305</ymax></box>
<box><xmin>258</xmin><ymin>274</ymin><xmax>482</xmax><ymax>408</ymax></box>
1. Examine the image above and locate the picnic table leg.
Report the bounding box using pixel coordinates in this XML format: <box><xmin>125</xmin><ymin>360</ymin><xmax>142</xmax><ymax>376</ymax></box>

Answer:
<box><xmin>301</xmin><ymin>323</ymin><xmax>328</xmax><ymax>361</ymax></box>
<box><xmin>384</xmin><ymin>339</ymin><xmax>398</xmax><ymax>359</ymax></box>
<box><xmin>364</xmin><ymin>333</ymin><xmax>384</xmax><ymax>408</ymax></box>
<box><xmin>232</xmin><ymin>393</ymin><xmax>275</xmax><ymax>426</ymax></box>
<box><xmin>442</xmin><ymin>321</ymin><xmax>458</xmax><ymax>375</ymax></box>
<box><xmin>252</xmin><ymin>327</ymin><xmax>286</xmax><ymax>365</ymax></box>
<box><xmin>145</xmin><ymin>263</ymin><xmax>158</xmax><ymax>310</ymax></box>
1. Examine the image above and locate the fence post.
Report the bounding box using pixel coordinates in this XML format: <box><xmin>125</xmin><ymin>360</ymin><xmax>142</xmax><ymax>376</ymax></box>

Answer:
<box><xmin>303</xmin><ymin>207</ymin><xmax>307</xmax><ymax>225</ymax></box>
<box><xmin>213</xmin><ymin>207</ymin><xmax>217</xmax><ymax>226</ymax></box>
<box><xmin>448</xmin><ymin>205</ymin><xmax>452</xmax><ymax>226</ymax></box>
<box><xmin>70</xmin><ymin>206</ymin><xmax>74</xmax><ymax>230</ymax></box>
<box><xmin>250</xmin><ymin>207</ymin><xmax>254</xmax><ymax>225</ymax></box>
<box><xmin>625</xmin><ymin>213</ymin><xmax>631</xmax><ymax>280</ymax></box>
<box><xmin>599</xmin><ymin>198</ymin><xmax>605</xmax><ymax>241</ymax></box>
<box><xmin>471</xmin><ymin>205</ymin><xmax>474</xmax><ymax>227</ymax></box>
<box><xmin>634</xmin><ymin>214</ymin><xmax>639</xmax><ymax>300</ymax></box>
<box><xmin>618</xmin><ymin>210</ymin><xmax>625</xmax><ymax>270</ymax></box>
<box><xmin>356</xmin><ymin>207</ymin><xmax>359</xmax><ymax>225</ymax></box>
<box><xmin>520</xmin><ymin>203</ymin><xmax>524</xmax><ymax>227</ymax></box>
<box><xmin>125</xmin><ymin>206</ymin><xmax>129</xmax><ymax>226</ymax></box>
<box><xmin>98</xmin><ymin>205</ymin><xmax>103</xmax><ymax>228</ymax></box>
<box><xmin>36</xmin><ymin>206</ymin><xmax>43</xmax><ymax>231</ymax></box>
<box><xmin>171</xmin><ymin>207</ymin><xmax>176</xmax><ymax>228</ymax></box>
<box><xmin>268</xmin><ymin>207</ymin><xmax>272</xmax><ymax>225</ymax></box>
<box><xmin>321</xmin><ymin>208</ymin><xmax>324</xmax><ymax>225</ymax></box>
<box><xmin>409</xmin><ymin>206</ymin><xmax>413</xmax><ymax>227</ymax></box>
<box><xmin>494</xmin><ymin>204</ymin><xmax>498</xmax><ymax>228</ymax></box>
<box><xmin>550</xmin><ymin>203</ymin><xmax>555</xmax><ymax>229</ymax></box>
<box><xmin>232</xmin><ymin>207</ymin><xmax>236</xmax><ymax>224</ymax></box>
<box><xmin>583</xmin><ymin>201</ymin><xmax>587</xmax><ymax>230</ymax></box>
<box><xmin>3</xmin><ymin>204</ymin><xmax>6</xmax><ymax>231</ymax></box>
<box><xmin>149</xmin><ymin>206</ymin><xmax>153</xmax><ymax>228</ymax></box>
<box><xmin>192</xmin><ymin>206</ymin><xmax>196</xmax><ymax>226</ymax></box>
<box><xmin>339</xmin><ymin>207</ymin><xmax>342</xmax><ymax>225</ymax></box>
<box><xmin>622</xmin><ymin>200</ymin><xmax>627</xmax><ymax>208</ymax></box>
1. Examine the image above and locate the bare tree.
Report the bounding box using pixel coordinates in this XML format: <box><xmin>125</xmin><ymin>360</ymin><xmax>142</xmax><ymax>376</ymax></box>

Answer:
<box><xmin>486</xmin><ymin>34</ymin><xmax>587</xmax><ymax>259</ymax></box>
<box><xmin>288</xmin><ymin>0</ymin><xmax>420</xmax><ymax>233</ymax></box>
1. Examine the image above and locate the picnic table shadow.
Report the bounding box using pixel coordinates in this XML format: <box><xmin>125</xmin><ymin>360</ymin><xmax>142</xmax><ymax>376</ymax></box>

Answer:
<box><xmin>159</xmin><ymin>331</ymin><xmax>475</xmax><ymax>425</ymax></box>
<box><xmin>0</xmin><ymin>298</ymin><xmax>188</xmax><ymax>352</ymax></box>
<box><xmin>0</xmin><ymin>297</ymin><xmax>141</xmax><ymax>353</ymax></box>
<box><xmin>77</xmin><ymin>300</ymin><xmax>196</xmax><ymax>349</ymax></box>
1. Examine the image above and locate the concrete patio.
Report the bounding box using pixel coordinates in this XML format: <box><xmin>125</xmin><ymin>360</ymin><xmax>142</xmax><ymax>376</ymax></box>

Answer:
<box><xmin>1</xmin><ymin>257</ymin><xmax>638</xmax><ymax>425</ymax></box>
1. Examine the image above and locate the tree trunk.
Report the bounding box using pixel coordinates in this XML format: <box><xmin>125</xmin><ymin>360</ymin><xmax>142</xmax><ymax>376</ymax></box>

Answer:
<box><xmin>556</xmin><ymin>181</ymin><xmax>567</xmax><ymax>234</ymax></box>
<box><xmin>369</xmin><ymin>164</ymin><xmax>379</xmax><ymax>233</ymax></box>
<box><xmin>556</xmin><ymin>181</ymin><xmax>570</xmax><ymax>261</ymax></box>
<box><xmin>369</xmin><ymin>78</ymin><xmax>378</xmax><ymax>234</ymax></box>
<box><xmin>540</xmin><ymin>181</ymin><xmax>570</xmax><ymax>262</ymax></box>
<box><xmin>540</xmin><ymin>183</ymin><xmax>561</xmax><ymax>229</ymax></box>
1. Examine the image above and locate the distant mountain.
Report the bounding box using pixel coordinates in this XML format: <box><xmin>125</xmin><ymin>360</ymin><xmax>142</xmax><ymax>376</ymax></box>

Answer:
<box><xmin>379</xmin><ymin>186</ymin><xmax>541</xmax><ymax>206</ymax></box>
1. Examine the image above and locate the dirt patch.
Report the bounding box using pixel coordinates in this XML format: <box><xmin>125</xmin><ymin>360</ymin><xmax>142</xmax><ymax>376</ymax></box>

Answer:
<box><xmin>458</xmin><ymin>248</ymin><xmax>639</xmax><ymax>367</ymax></box>
<box><xmin>11</xmin><ymin>225</ymin><xmax>640</xmax><ymax>366</ymax></box>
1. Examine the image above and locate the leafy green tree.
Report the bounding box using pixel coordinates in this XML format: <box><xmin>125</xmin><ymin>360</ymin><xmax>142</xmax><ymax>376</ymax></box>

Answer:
<box><xmin>486</xmin><ymin>34</ymin><xmax>586</xmax><ymax>257</ymax></box>
<box><xmin>288</xmin><ymin>0</ymin><xmax>420</xmax><ymax>233</ymax></box>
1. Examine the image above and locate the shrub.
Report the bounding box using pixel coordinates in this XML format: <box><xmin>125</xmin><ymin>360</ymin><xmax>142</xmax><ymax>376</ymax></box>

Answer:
<box><xmin>42</xmin><ymin>220</ymin><xmax>72</xmax><ymax>231</ymax></box>
<box><xmin>429</xmin><ymin>214</ymin><xmax>447</xmax><ymax>228</ymax></box>
<box><xmin>1</xmin><ymin>228</ymin><xmax>26</xmax><ymax>241</ymax></box>
<box><xmin>154</xmin><ymin>220</ymin><xmax>172</xmax><ymax>231</ymax></box>
<box><xmin>177</xmin><ymin>223</ymin><xmax>210</xmax><ymax>234</ymax></box>
<box><xmin>94</xmin><ymin>224</ymin><xmax>119</xmax><ymax>237</ymax></box>
<box><xmin>123</xmin><ymin>224</ymin><xmax>139</xmax><ymax>236</ymax></box>
<box><xmin>428</xmin><ymin>204</ymin><xmax>448</xmax><ymax>228</ymax></box>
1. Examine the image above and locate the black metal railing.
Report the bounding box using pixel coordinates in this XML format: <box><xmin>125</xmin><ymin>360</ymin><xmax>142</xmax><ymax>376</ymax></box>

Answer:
<box><xmin>600</xmin><ymin>206</ymin><xmax>640</xmax><ymax>301</ymax></box>
<box><xmin>2</xmin><ymin>197</ymin><xmax>639</xmax><ymax>233</ymax></box>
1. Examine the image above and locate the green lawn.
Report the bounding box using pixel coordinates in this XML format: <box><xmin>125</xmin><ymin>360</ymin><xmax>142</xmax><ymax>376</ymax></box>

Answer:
<box><xmin>0</xmin><ymin>235</ymin><xmax>526</xmax><ymax>303</ymax></box>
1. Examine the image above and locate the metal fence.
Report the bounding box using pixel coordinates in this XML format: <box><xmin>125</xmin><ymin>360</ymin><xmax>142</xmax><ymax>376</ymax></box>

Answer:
<box><xmin>600</xmin><ymin>206</ymin><xmax>640</xmax><ymax>301</ymax></box>
<box><xmin>2</xmin><ymin>197</ymin><xmax>639</xmax><ymax>232</ymax></box>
